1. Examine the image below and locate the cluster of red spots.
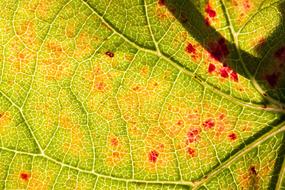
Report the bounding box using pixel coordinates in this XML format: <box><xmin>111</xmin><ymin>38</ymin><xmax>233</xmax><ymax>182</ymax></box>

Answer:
<box><xmin>208</xmin><ymin>38</ymin><xmax>229</xmax><ymax>62</ymax></box>
<box><xmin>111</xmin><ymin>137</ymin><xmax>119</xmax><ymax>146</ymax></box>
<box><xmin>187</xmin><ymin>147</ymin><xmax>196</xmax><ymax>157</ymax></box>
<box><xmin>250</xmin><ymin>166</ymin><xmax>257</xmax><ymax>175</ymax></box>
<box><xmin>243</xmin><ymin>0</ymin><xmax>251</xmax><ymax>11</ymax></box>
<box><xmin>232</xmin><ymin>0</ymin><xmax>251</xmax><ymax>12</ymax></box>
<box><xmin>158</xmin><ymin>0</ymin><xmax>165</xmax><ymax>6</ymax></box>
<box><xmin>203</xmin><ymin>119</ymin><xmax>215</xmax><ymax>129</ymax></box>
<box><xmin>105</xmin><ymin>51</ymin><xmax>114</xmax><ymax>58</ymax></box>
<box><xmin>187</xmin><ymin>128</ymin><xmax>200</xmax><ymax>144</ymax></box>
<box><xmin>208</xmin><ymin>63</ymin><xmax>216</xmax><ymax>73</ymax></box>
<box><xmin>204</xmin><ymin>3</ymin><xmax>216</xmax><ymax>26</ymax></box>
<box><xmin>265</xmin><ymin>72</ymin><xmax>280</xmax><ymax>87</ymax></box>
<box><xmin>20</xmin><ymin>172</ymin><xmax>31</xmax><ymax>181</ymax></box>
<box><xmin>228</xmin><ymin>133</ymin><xmax>237</xmax><ymax>140</ymax></box>
<box><xmin>185</xmin><ymin>43</ymin><xmax>199</xmax><ymax>60</ymax></box>
<box><xmin>149</xmin><ymin>150</ymin><xmax>159</xmax><ymax>163</ymax></box>
<box><xmin>206</xmin><ymin>38</ymin><xmax>239</xmax><ymax>82</ymax></box>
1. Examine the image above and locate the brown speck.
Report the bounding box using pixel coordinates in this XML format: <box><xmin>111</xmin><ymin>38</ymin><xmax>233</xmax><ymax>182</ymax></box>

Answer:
<box><xmin>250</xmin><ymin>166</ymin><xmax>257</xmax><ymax>175</ymax></box>
<box><xmin>105</xmin><ymin>51</ymin><xmax>114</xmax><ymax>58</ymax></box>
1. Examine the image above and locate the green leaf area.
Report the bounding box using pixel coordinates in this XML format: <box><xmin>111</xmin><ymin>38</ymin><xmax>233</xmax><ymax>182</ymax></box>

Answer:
<box><xmin>0</xmin><ymin>0</ymin><xmax>285</xmax><ymax>189</ymax></box>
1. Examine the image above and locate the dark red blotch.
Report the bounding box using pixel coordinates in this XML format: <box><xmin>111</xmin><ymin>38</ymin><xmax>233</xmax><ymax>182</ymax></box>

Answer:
<box><xmin>149</xmin><ymin>150</ymin><xmax>159</xmax><ymax>163</ymax></box>
<box><xmin>186</xmin><ymin>43</ymin><xmax>196</xmax><ymax>54</ymax></box>
<box><xmin>20</xmin><ymin>173</ymin><xmax>30</xmax><ymax>181</ymax></box>
<box><xmin>208</xmin><ymin>63</ymin><xmax>216</xmax><ymax>73</ymax></box>
<box><xmin>205</xmin><ymin>3</ymin><xmax>217</xmax><ymax>18</ymax></box>
<box><xmin>228</xmin><ymin>133</ymin><xmax>237</xmax><ymax>141</ymax></box>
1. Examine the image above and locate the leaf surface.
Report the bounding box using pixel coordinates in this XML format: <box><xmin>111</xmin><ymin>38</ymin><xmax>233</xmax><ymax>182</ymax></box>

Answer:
<box><xmin>0</xmin><ymin>0</ymin><xmax>285</xmax><ymax>189</ymax></box>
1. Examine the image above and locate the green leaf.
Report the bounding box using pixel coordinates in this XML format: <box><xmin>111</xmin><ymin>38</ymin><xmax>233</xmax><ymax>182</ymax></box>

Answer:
<box><xmin>0</xmin><ymin>0</ymin><xmax>284</xmax><ymax>189</ymax></box>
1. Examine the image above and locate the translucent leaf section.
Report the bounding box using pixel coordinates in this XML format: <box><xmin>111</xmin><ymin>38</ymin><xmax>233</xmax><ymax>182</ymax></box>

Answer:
<box><xmin>0</xmin><ymin>0</ymin><xmax>284</xmax><ymax>189</ymax></box>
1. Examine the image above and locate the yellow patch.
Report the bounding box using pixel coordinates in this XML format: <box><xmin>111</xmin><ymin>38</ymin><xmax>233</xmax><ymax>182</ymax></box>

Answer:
<box><xmin>0</xmin><ymin>112</ymin><xmax>12</xmax><ymax>134</ymax></box>
<box><xmin>60</xmin><ymin>114</ymin><xmax>87</xmax><ymax>157</ymax></box>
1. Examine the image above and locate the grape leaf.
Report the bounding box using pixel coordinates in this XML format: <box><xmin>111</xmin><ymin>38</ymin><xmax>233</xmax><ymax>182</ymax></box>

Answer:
<box><xmin>0</xmin><ymin>0</ymin><xmax>285</xmax><ymax>189</ymax></box>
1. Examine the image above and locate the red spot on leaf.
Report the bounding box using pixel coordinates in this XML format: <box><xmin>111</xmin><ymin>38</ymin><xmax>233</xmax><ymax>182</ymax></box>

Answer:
<box><xmin>265</xmin><ymin>72</ymin><xmax>280</xmax><ymax>87</ymax></box>
<box><xmin>219</xmin><ymin>113</ymin><xmax>225</xmax><ymax>120</ymax></box>
<box><xmin>243</xmin><ymin>0</ymin><xmax>251</xmax><ymax>11</ymax></box>
<box><xmin>149</xmin><ymin>150</ymin><xmax>159</xmax><ymax>163</ymax></box>
<box><xmin>158</xmin><ymin>0</ymin><xmax>165</xmax><ymax>6</ymax></box>
<box><xmin>205</xmin><ymin>3</ymin><xmax>217</xmax><ymax>18</ymax></box>
<box><xmin>208</xmin><ymin>38</ymin><xmax>229</xmax><ymax>62</ymax></box>
<box><xmin>228</xmin><ymin>133</ymin><xmax>237</xmax><ymax>141</ymax></box>
<box><xmin>112</xmin><ymin>151</ymin><xmax>120</xmax><ymax>158</ymax></box>
<box><xmin>111</xmin><ymin>138</ymin><xmax>118</xmax><ymax>146</ymax></box>
<box><xmin>187</xmin><ymin>128</ymin><xmax>200</xmax><ymax>144</ymax></box>
<box><xmin>208</xmin><ymin>63</ymin><xmax>216</xmax><ymax>73</ymax></box>
<box><xmin>132</xmin><ymin>86</ymin><xmax>140</xmax><ymax>91</ymax></box>
<box><xmin>230</xmin><ymin>71</ymin><xmax>239</xmax><ymax>82</ymax></box>
<box><xmin>20</xmin><ymin>173</ymin><xmax>30</xmax><ymax>181</ymax></box>
<box><xmin>275</xmin><ymin>46</ymin><xmax>285</xmax><ymax>62</ymax></box>
<box><xmin>176</xmin><ymin>120</ymin><xmax>183</xmax><ymax>126</ymax></box>
<box><xmin>96</xmin><ymin>81</ymin><xmax>106</xmax><ymax>91</ymax></box>
<box><xmin>203</xmin><ymin>119</ymin><xmax>215</xmax><ymax>129</ymax></box>
<box><xmin>105</xmin><ymin>51</ymin><xmax>114</xmax><ymax>58</ymax></box>
<box><xmin>186</xmin><ymin>43</ymin><xmax>196</xmax><ymax>54</ymax></box>
<box><xmin>18</xmin><ymin>53</ymin><xmax>25</xmax><ymax>60</ymax></box>
<box><xmin>250</xmin><ymin>166</ymin><xmax>257</xmax><ymax>175</ymax></box>
<box><xmin>159</xmin><ymin>143</ymin><xmax>164</xmax><ymax>150</ymax></box>
<box><xmin>187</xmin><ymin>147</ymin><xmax>196</xmax><ymax>157</ymax></box>
<box><xmin>220</xmin><ymin>67</ymin><xmax>229</xmax><ymax>78</ymax></box>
